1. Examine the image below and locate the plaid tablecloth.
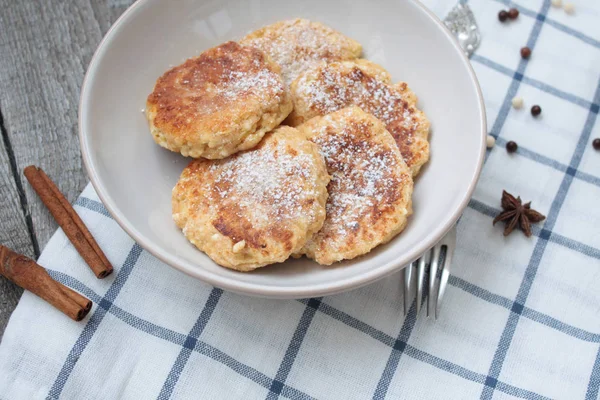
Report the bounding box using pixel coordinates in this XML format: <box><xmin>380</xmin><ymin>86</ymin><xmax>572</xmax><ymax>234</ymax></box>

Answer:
<box><xmin>1</xmin><ymin>0</ymin><xmax>600</xmax><ymax>399</ymax></box>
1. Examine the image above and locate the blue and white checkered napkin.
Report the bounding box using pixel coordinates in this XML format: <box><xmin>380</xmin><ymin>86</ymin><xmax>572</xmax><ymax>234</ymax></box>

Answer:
<box><xmin>2</xmin><ymin>0</ymin><xmax>600</xmax><ymax>399</ymax></box>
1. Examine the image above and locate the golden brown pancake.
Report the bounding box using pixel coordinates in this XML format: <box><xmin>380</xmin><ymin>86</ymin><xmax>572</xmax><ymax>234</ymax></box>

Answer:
<box><xmin>289</xmin><ymin>60</ymin><xmax>430</xmax><ymax>176</ymax></box>
<box><xmin>146</xmin><ymin>41</ymin><xmax>292</xmax><ymax>159</ymax></box>
<box><xmin>297</xmin><ymin>106</ymin><xmax>413</xmax><ymax>265</ymax></box>
<box><xmin>172</xmin><ymin>126</ymin><xmax>330</xmax><ymax>271</ymax></box>
<box><xmin>240</xmin><ymin>19</ymin><xmax>362</xmax><ymax>86</ymax></box>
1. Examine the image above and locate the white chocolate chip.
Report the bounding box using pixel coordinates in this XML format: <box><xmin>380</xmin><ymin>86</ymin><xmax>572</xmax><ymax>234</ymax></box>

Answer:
<box><xmin>551</xmin><ymin>0</ymin><xmax>562</xmax><ymax>7</ymax></box>
<box><xmin>232</xmin><ymin>240</ymin><xmax>246</xmax><ymax>253</ymax></box>
<box><xmin>486</xmin><ymin>135</ymin><xmax>496</xmax><ymax>149</ymax></box>
<box><xmin>564</xmin><ymin>2</ymin><xmax>575</xmax><ymax>14</ymax></box>
<box><xmin>211</xmin><ymin>233</ymin><xmax>220</xmax><ymax>241</ymax></box>
<box><xmin>512</xmin><ymin>96</ymin><xmax>524</xmax><ymax>109</ymax></box>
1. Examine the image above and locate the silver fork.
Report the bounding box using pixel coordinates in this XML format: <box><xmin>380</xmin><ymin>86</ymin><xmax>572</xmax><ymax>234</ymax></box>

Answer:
<box><xmin>399</xmin><ymin>3</ymin><xmax>472</xmax><ymax>319</ymax></box>
<box><xmin>401</xmin><ymin>225</ymin><xmax>456</xmax><ymax>319</ymax></box>
<box><xmin>443</xmin><ymin>2</ymin><xmax>481</xmax><ymax>58</ymax></box>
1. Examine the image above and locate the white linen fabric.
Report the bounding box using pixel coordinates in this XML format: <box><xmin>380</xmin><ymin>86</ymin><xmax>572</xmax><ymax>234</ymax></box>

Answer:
<box><xmin>1</xmin><ymin>1</ymin><xmax>600</xmax><ymax>398</ymax></box>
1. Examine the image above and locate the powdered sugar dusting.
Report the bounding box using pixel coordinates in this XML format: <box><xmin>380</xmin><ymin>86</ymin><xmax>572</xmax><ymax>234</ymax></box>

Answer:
<box><xmin>152</xmin><ymin>42</ymin><xmax>286</xmax><ymax>117</ymax></box>
<box><xmin>297</xmin><ymin>63</ymin><xmax>420</xmax><ymax>147</ymax></box>
<box><xmin>208</xmin><ymin>139</ymin><xmax>318</xmax><ymax>224</ymax></box>
<box><xmin>215</xmin><ymin>68</ymin><xmax>284</xmax><ymax>103</ymax></box>
<box><xmin>242</xmin><ymin>19</ymin><xmax>358</xmax><ymax>86</ymax></box>
<box><xmin>310</xmin><ymin>111</ymin><xmax>406</xmax><ymax>243</ymax></box>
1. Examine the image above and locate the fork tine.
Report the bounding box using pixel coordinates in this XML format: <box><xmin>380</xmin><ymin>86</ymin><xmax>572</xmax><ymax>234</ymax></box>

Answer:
<box><xmin>400</xmin><ymin>268</ymin><xmax>407</xmax><ymax>315</ymax></box>
<box><xmin>436</xmin><ymin>244</ymin><xmax>453</xmax><ymax>319</ymax></box>
<box><xmin>436</xmin><ymin>265</ymin><xmax>450</xmax><ymax>319</ymax></box>
<box><xmin>428</xmin><ymin>246</ymin><xmax>441</xmax><ymax>317</ymax></box>
<box><xmin>416</xmin><ymin>256</ymin><xmax>426</xmax><ymax>314</ymax></box>
<box><xmin>403</xmin><ymin>263</ymin><xmax>414</xmax><ymax>316</ymax></box>
<box><xmin>435</xmin><ymin>225</ymin><xmax>456</xmax><ymax>319</ymax></box>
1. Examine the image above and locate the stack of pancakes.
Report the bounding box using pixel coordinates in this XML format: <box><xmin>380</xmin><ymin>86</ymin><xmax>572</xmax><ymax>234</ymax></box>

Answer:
<box><xmin>146</xmin><ymin>19</ymin><xmax>430</xmax><ymax>271</ymax></box>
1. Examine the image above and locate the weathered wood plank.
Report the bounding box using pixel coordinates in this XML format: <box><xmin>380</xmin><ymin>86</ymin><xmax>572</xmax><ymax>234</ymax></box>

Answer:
<box><xmin>0</xmin><ymin>0</ymin><xmax>131</xmax><ymax>338</ymax></box>
<box><xmin>0</xmin><ymin>0</ymin><xmax>103</xmax><ymax>250</ymax></box>
<box><xmin>0</xmin><ymin>122</ymin><xmax>28</xmax><ymax>340</ymax></box>
<box><xmin>90</xmin><ymin>0</ymin><xmax>134</xmax><ymax>35</ymax></box>
<box><xmin>0</xmin><ymin>121</ymin><xmax>35</xmax><ymax>258</ymax></box>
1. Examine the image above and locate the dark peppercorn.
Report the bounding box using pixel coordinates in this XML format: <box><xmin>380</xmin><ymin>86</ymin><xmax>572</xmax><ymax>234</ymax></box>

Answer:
<box><xmin>521</xmin><ymin>47</ymin><xmax>532</xmax><ymax>59</ymax></box>
<box><xmin>498</xmin><ymin>10</ymin><xmax>509</xmax><ymax>22</ymax></box>
<box><xmin>593</xmin><ymin>138</ymin><xmax>600</xmax><ymax>150</ymax></box>
<box><xmin>531</xmin><ymin>105</ymin><xmax>542</xmax><ymax>116</ymax></box>
<box><xmin>508</xmin><ymin>8</ymin><xmax>519</xmax><ymax>19</ymax></box>
<box><xmin>506</xmin><ymin>141</ymin><xmax>518</xmax><ymax>153</ymax></box>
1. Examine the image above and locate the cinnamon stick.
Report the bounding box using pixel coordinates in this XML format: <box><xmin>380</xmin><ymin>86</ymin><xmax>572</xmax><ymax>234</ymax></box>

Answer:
<box><xmin>0</xmin><ymin>245</ymin><xmax>92</xmax><ymax>321</ymax></box>
<box><xmin>60</xmin><ymin>284</ymin><xmax>93</xmax><ymax>313</ymax></box>
<box><xmin>24</xmin><ymin>166</ymin><xmax>113</xmax><ymax>278</ymax></box>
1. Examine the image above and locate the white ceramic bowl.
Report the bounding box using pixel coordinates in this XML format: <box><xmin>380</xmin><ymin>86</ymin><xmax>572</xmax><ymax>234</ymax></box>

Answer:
<box><xmin>80</xmin><ymin>0</ymin><xmax>486</xmax><ymax>298</ymax></box>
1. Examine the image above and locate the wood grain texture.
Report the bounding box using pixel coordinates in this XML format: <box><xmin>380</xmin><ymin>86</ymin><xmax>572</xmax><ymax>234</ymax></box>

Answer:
<box><xmin>0</xmin><ymin>134</ymin><xmax>27</xmax><ymax>340</ymax></box>
<box><xmin>0</xmin><ymin>0</ymin><xmax>101</xmax><ymax>248</ymax></box>
<box><xmin>90</xmin><ymin>0</ymin><xmax>133</xmax><ymax>35</ymax></box>
<box><xmin>0</xmin><ymin>0</ymin><xmax>134</xmax><ymax>338</ymax></box>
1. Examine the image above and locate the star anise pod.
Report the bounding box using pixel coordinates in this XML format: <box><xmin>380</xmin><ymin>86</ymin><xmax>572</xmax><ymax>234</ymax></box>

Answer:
<box><xmin>493</xmin><ymin>190</ymin><xmax>546</xmax><ymax>237</ymax></box>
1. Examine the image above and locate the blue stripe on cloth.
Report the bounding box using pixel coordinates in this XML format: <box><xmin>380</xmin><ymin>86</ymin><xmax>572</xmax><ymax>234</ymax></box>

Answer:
<box><xmin>46</xmin><ymin>270</ymin><xmax>314</xmax><ymax>400</ymax></box>
<box><xmin>406</xmin><ymin>346</ymin><xmax>549</xmax><ymax>399</ymax></box>
<box><xmin>493</xmin><ymin>381</ymin><xmax>552</xmax><ymax>400</ymax></box>
<box><xmin>471</xmin><ymin>54</ymin><xmax>594</xmax><ymax>109</ymax></box>
<box><xmin>46</xmin><ymin>271</ymin><xmax>104</xmax><ymax>304</ymax></box>
<box><xmin>490</xmin><ymin>0</ymin><xmax>600</xmax><ymax>48</ymax></box>
<box><xmin>449</xmin><ymin>276</ymin><xmax>600</xmax><ymax>343</ymax></box>
<box><xmin>404</xmin><ymin>346</ymin><xmax>551</xmax><ymax>400</ymax></box>
<box><xmin>467</xmin><ymin>198</ymin><xmax>600</xmax><ymax>260</ymax></box>
<box><xmin>484</xmin><ymin>0</ymin><xmax>550</xmax><ymax>165</ymax></box>
<box><xmin>372</xmin><ymin>302</ymin><xmax>419</xmax><ymax>399</ymax></box>
<box><xmin>301</xmin><ymin>300</ymin><xmax>395</xmax><ymax>347</ymax></box>
<box><xmin>46</xmin><ymin>271</ymin><xmax>188</xmax><ymax>345</ymax></box>
<box><xmin>304</xmin><ymin>298</ymin><xmax>548</xmax><ymax>399</ymax></box>
<box><xmin>575</xmin><ymin>170</ymin><xmax>600</xmax><ymax>188</ymax></box>
<box><xmin>488</xmin><ymin>1</ymin><xmax>550</xmax><ymax>140</ymax></box>
<box><xmin>481</xmin><ymin>66</ymin><xmax>600</xmax><ymax>400</ymax></box>
<box><xmin>266</xmin><ymin>298</ymin><xmax>322</xmax><ymax>400</ymax></box>
<box><xmin>521</xmin><ymin>308</ymin><xmax>600</xmax><ymax>343</ymax></box>
<box><xmin>157</xmin><ymin>288</ymin><xmax>223</xmax><ymax>400</ymax></box>
<box><xmin>467</xmin><ymin>198</ymin><xmax>508</xmax><ymax>219</ymax></box>
<box><xmin>493</xmin><ymin>137</ymin><xmax>600</xmax><ymax>189</ymax></box>
<box><xmin>278</xmin><ymin>385</ymin><xmax>316</xmax><ymax>400</ymax></box>
<box><xmin>586</xmin><ymin>346</ymin><xmax>600</xmax><ymax>400</ymax></box>
<box><xmin>47</xmin><ymin>243</ymin><xmax>143</xmax><ymax>399</ymax></box>
<box><xmin>48</xmin><ymin>309</ymin><xmax>109</xmax><ymax>399</ymax></box>
<box><xmin>543</xmin><ymin>18</ymin><xmax>600</xmax><ymax>49</ymax></box>
<box><xmin>481</xmin><ymin>186</ymin><xmax>564</xmax><ymax>400</ymax></box>
<box><xmin>404</xmin><ymin>344</ymin><xmax>486</xmax><ymax>384</ymax></box>
<box><xmin>535</xmin><ymin>228</ymin><xmax>600</xmax><ymax>260</ymax></box>
<box><xmin>543</xmin><ymin>17</ymin><xmax>600</xmax><ymax>49</ymax></box>
<box><xmin>449</xmin><ymin>276</ymin><xmax>512</xmax><ymax>309</ymax></box>
<box><xmin>495</xmin><ymin>136</ymin><xmax>570</xmax><ymax>172</ymax></box>
<box><xmin>74</xmin><ymin>197</ymin><xmax>112</xmax><ymax>218</ymax></box>
<box><xmin>193</xmin><ymin>340</ymin><xmax>315</xmax><ymax>400</ymax></box>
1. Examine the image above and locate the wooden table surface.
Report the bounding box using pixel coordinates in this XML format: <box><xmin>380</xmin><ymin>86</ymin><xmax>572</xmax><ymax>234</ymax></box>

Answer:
<box><xmin>0</xmin><ymin>0</ymin><xmax>134</xmax><ymax>339</ymax></box>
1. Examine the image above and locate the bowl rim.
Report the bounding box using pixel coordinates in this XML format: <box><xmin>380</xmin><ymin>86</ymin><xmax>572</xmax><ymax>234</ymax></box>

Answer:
<box><xmin>79</xmin><ymin>0</ymin><xmax>487</xmax><ymax>299</ymax></box>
